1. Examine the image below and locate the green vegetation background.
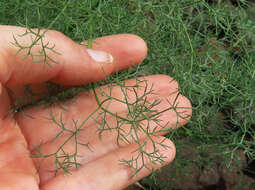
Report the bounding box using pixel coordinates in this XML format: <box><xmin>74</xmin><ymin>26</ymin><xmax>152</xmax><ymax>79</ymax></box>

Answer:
<box><xmin>0</xmin><ymin>0</ymin><xmax>254</xmax><ymax>189</ymax></box>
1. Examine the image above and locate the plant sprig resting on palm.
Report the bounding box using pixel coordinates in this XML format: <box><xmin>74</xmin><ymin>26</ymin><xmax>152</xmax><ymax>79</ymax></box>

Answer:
<box><xmin>29</xmin><ymin>76</ymin><xmax>188</xmax><ymax>178</ymax></box>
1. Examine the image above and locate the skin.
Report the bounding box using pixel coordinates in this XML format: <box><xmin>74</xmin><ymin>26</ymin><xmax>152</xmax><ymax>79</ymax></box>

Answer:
<box><xmin>0</xmin><ymin>25</ymin><xmax>192</xmax><ymax>190</ymax></box>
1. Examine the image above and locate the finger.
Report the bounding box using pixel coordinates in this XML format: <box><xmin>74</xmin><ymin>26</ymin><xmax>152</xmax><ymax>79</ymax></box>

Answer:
<box><xmin>81</xmin><ymin>34</ymin><xmax>147</xmax><ymax>73</ymax></box>
<box><xmin>16</xmin><ymin>75</ymin><xmax>188</xmax><ymax>148</ymax></box>
<box><xmin>0</xmin><ymin>25</ymin><xmax>147</xmax><ymax>87</ymax></box>
<box><xmin>41</xmin><ymin>136</ymin><xmax>175</xmax><ymax>190</ymax></box>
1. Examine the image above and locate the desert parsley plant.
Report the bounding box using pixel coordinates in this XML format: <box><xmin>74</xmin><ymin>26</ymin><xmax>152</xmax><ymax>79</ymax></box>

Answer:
<box><xmin>3</xmin><ymin>0</ymin><xmax>254</xmax><ymax>189</ymax></box>
<box><xmin>8</xmin><ymin>0</ymin><xmax>189</xmax><ymax>180</ymax></box>
<box><xmin>11</xmin><ymin>0</ymin><xmax>72</xmax><ymax>67</ymax></box>
<box><xmin>29</xmin><ymin>76</ymin><xmax>186</xmax><ymax>177</ymax></box>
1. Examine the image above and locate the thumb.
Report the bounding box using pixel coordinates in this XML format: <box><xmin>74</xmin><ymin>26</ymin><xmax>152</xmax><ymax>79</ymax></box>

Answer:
<box><xmin>0</xmin><ymin>25</ymin><xmax>147</xmax><ymax>87</ymax></box>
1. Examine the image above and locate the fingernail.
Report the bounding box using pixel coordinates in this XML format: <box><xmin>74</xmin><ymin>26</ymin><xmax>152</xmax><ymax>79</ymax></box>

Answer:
<box><xmin>87</xmin><ymin>49</ymin><xmax>114</xmax><ymax>63</ymax></box>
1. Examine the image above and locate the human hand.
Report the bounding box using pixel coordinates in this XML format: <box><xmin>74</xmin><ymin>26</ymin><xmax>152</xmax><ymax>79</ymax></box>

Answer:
<box><xmin>0</xmin><ymin>25</ymin><xmax>192</xmax><ymax>190</ymax></box>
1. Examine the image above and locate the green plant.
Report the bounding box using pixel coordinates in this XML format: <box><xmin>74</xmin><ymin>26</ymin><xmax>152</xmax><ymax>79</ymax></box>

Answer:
<box><xmin>7</xmin><ymin>0</ymin><xmax>191</xmax><ymax>180</ymax></box>
<box><xmin>11</xmin><ymin>0</ymin><xmax>72</xmax><ymax>67</ymax></box>
<box><xmin>1</xmin><ymin>0</ymin><xmax>254</xmax><ymax>189</ymax></box>
<box><xmin>28</xmin><ymin>76</ymin><xmax>187</xmax><ymax>177</ymax></box>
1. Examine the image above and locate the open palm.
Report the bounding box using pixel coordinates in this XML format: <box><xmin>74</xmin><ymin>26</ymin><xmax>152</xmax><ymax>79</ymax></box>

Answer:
<box><xmin>0</xmin><ymin>26</ymin><xmax>191</xmax><ymax>190</ymax></box>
